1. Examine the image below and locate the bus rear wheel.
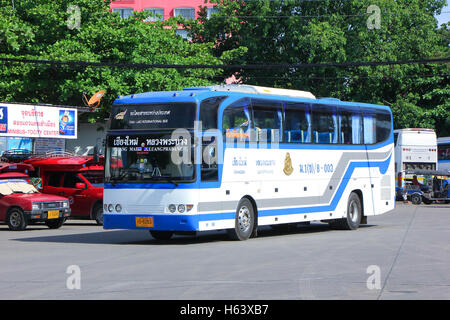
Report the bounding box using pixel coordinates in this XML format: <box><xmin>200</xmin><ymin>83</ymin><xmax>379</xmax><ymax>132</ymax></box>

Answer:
<box><xmin>330</xmin><ymin>192</ymin><xmax>362</xmax><ymax>230</ymax></box>
<box><xmin>149</xmin><ymin>230</ymin><xmax>173</xmax><ymax>240</ymax></box>
<box><xmin>228</xmin><ymin>198</ymin><xmax>255</xmax><ymax>241</ymax></box>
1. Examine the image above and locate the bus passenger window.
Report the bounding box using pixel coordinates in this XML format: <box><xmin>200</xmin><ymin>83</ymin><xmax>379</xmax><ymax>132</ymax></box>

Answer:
<box><xmin>312</xmin><ymin>105</ymin><xmax>338</xmax><ymax>144</ymax></box>
<box><xmin>363</xmin><ymin>113</ymin><xmax>376</xmax><ymax>144</ymax></box>
<box><xmin>284</xmin><ymin>103</ymin><xmax>311</xmax><ymax>143</ymax></box>
<box><xmin>339</xmin><ymin>110</ymin><xmax>362</xmax><ymax>144</ymax></box>
<box><xmin>252</xmin><ymin>102</ymin><xmax>282</xmax><ymax>143</ymax></box>
<box><xmin>376</xmin><ymin>111</ymin><xmax>391</xmax><ymax>143</ymax></box>
<box><xmin>222</xmin><ymin>103</ymin><xmax>251</xmax><ymax>141</ymax></box>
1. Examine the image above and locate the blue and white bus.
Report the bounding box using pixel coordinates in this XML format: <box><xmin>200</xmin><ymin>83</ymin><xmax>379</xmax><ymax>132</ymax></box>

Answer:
<box><xmin>438</xmin><ymin>137</ymin><xmax>450</xmax><ymax>173</ymax></box>
<box><xmin>103</xmin><ymin>85</ymin><xmax>395</xmax><ymax>240</ymax></box>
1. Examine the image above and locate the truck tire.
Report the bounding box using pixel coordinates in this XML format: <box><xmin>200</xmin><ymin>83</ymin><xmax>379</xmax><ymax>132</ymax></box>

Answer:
<box><xmin>45</xmin><ymin>218</ymin><xmax>65</xmax><ymax>229</ymax></box>
<box><xmin>93</xmin><ymin>203</ymin><xmax>103</xmax><ymax>226</ymax></box>
<box><xmin>6</xmin><ymin>208</ymin><xmax>28</xmax><ymax>231</ymax></box>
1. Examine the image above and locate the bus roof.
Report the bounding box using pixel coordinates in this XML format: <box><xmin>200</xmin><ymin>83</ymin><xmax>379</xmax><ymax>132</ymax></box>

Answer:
<box><xmin>113</xmin><ymin>85</ymin><xmax>390</xmax><ymax>112</ymax></box>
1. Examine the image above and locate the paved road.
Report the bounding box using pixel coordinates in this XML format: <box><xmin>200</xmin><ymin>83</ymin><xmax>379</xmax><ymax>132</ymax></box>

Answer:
<box><xmin>0</xmin><ymin>203</ymin><xmax>449</xmax><ymax>300</ymax></box>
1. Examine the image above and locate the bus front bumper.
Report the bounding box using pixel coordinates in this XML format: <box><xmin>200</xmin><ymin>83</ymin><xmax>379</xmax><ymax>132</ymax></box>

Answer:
<box><xmin>103</xmin><ymin>212</ymin><xmax>236</xmax><ymax>231</ymax></box>
<box><xmin>103</xmin><ymin>213</ymin><xmax>200</xmax><ymax>231</ymax></box>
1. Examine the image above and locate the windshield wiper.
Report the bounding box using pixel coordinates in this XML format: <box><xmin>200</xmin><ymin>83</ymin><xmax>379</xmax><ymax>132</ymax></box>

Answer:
<box><xmin>110</xmin><ymin>169</ymin><xmax>130</xmax><ymax>185</ymax></box>
<box><xmin>165</xmin><ymin>179</ymin><xmax>179</xmax><ymax>187</ymax></box>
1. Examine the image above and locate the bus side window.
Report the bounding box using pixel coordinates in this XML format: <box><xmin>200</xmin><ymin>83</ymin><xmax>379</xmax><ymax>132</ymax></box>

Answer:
<box><xmin>312</xmin><ymin>105</ymin><xmax>338</xmax><ymax>144</ymax></box>
<box><xmin>222</xmin><ymin>100</ymin><xmax>251</xmax><ymax>142</ymax></box>
<box><xmin>339</xmin><ymin>110</ymin><xmax>362</xmax><ymax>144</ymax></box>
<box><xmin>363</xmin><ymin>112</ymin><xmax>376</xmax><ymax>144</ymax></box>
<box><xmin>283</xmin><ymin>103</ymin><xmax>311</xmax><ymax>143</ymax></box>
<box><xmin>362</xmin><ymin>110</ymin><xmax>391</xmax><ymax>144</ymax></box>
<box><xmin>251</xmin><ymin>99</ymin><xmax>282</xmax><ymax>143</ymax></box>
<box><xmin>375</xmin><ymin>111</ymin><xmax>391</xmax><ymax>143</ymax></box>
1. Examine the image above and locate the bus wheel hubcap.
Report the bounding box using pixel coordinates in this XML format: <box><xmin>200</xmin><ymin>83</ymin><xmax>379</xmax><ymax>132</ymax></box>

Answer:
<box><xmin>238</xmin><ymin>206</ymin><xmax>251</xmax><ymax>233</ymax></box>
<box><xmin>349</xmin><ymin>201</ymin><xmax>359</xmax><ymax>223</ymax></box>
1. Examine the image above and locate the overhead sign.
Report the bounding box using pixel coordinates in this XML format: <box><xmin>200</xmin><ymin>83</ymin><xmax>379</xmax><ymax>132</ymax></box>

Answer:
<box><xmin>0</xmin><ymin>103</ymin><xmax>77</xmax><ymax>139</ymax></box>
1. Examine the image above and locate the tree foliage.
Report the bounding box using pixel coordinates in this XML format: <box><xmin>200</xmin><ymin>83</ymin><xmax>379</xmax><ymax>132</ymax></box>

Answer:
<box><xmin>189</xmin><ymin>0</ymin><xmax>450</xmax><ymax>135</ymax></box>
<box><xmin>0</xmin><ymin>0</ymin><xmax>224</xmax><ymax>122</ymax></box>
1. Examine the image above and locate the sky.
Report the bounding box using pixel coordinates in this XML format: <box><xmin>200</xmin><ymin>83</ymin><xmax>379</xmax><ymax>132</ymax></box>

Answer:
<box><xmin>435</xmin><ymin>4</ymin><xmax>450</xmax><ymax>26</ymax></box>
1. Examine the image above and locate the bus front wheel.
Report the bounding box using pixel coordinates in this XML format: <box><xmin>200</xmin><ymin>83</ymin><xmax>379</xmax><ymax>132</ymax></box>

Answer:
<box><xmin>228</xmin><ymin>198</ymin><xmax>255</xmax><ymax>241</ymax></box>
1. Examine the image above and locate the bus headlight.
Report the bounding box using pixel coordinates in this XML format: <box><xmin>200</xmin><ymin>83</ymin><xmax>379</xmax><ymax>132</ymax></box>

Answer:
<box><xmin>168</xmin><ymin>204</ymin><xmax>176</xmax><ymax>213</ymax></box>
<box><xmin>107</xmin><ymin>204</ymin><xmax>114</xmax><ymax>212</ymax></box>
<box><xmin>115</xmin><ymin>204</ymin><xmax>122</xmax><ymax>212</ymax></box>
<box><xmin>177</xmin><ymin>204</ymin><xmax>185</xmax><ymax>213</ymax></box>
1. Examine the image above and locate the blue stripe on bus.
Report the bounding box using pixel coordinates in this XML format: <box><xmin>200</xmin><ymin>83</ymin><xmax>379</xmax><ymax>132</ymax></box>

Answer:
<box><xmin>103</xmin><ymin>153</ymin><xmax>392</xmax><ymax>231</ymax></box>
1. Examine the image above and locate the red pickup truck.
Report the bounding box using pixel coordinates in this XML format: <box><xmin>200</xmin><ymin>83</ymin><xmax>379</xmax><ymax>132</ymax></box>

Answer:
<box><xmin>25</xmin><ymin>156</ymin><xmax>104</xmax><ymax>225</ymax></box>
<box><xmin>0</xmin><ymin>163</ymin><xmax>70</xmax><ymax>230</ymax></box>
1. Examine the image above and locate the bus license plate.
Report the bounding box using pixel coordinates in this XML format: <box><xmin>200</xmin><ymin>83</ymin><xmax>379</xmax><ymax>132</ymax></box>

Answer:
<box><xmin>136</xmin><ymin>217</ymin><xmax>153</xmax><ymax>228</ymax></box>
<box><xmin>48</xmin><ymin>210</ymin><xmax>60</xmax><ymax>219</ymax></box>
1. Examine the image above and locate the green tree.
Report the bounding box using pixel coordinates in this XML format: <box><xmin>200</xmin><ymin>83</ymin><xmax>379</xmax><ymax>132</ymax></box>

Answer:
<box><xmin>188</xmin><ymin>0</ymin><xmax>449</xmax><ymax>134</ymax></box>
<box><xmin>0</xmin><ymin>0</ymin><xmax>225</xmax><ymax>122</ymax></box>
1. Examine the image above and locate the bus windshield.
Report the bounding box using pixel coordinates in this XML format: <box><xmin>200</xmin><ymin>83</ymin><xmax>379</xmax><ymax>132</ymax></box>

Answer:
<box><xmin>105</xmin><ymin>133</ymin><xmax>195</xmax><ymax>183</ymax></box>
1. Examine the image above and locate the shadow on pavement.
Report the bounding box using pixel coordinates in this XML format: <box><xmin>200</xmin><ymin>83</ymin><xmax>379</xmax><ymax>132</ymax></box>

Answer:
<box><xmin>8</xmin><ymin>222</ymin><xmax>377</xmax><ymax>246</ymax></box>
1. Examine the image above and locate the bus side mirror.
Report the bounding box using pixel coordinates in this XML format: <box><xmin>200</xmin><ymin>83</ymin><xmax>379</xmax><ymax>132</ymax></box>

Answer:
<box><xmin>76</xmin><ymin>183</ymin><xmax>86</xmax><ymax>189</ymax></box>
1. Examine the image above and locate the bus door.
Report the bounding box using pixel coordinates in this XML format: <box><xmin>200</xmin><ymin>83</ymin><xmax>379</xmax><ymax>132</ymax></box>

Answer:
<box><xmin>198</xmin><ymin>96</ymin><xmax>228</xmax><ymax>211</ymax></box>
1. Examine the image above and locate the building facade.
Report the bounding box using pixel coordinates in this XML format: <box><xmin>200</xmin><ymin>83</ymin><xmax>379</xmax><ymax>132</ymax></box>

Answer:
<box><xmin>110</xmin><ymin>0</ymin><xmax>217</xmax><ymax>38</ymax></box>
<box><xmin>110</xmin><ymin>0</ymin><xmax>217</xmax><ymax>20</ymax></box>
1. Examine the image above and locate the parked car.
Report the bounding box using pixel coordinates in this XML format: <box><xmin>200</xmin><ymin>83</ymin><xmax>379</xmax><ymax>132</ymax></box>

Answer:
<box><xmin>0</xmin><ymin>179</ymin><xmax>70</xmax><ymax>230</ymax></box>
<box><xmin>25</xmin><ymin>155</ymin><xmax>104</xmax><ymax>224</ymax></box>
